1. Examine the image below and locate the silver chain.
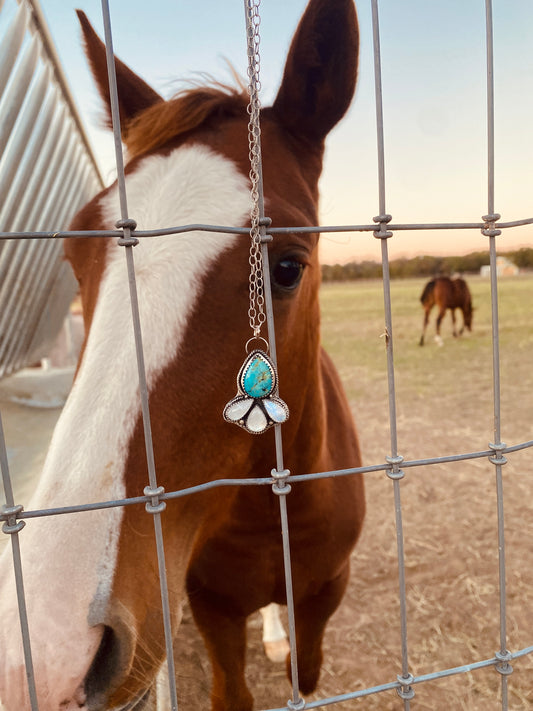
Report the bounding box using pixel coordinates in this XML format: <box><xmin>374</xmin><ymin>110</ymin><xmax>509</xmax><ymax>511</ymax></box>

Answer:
<box><xmin>245</xmin><ymin>0</ymin><xmax>266</xmax><ymax>338</ymax></box>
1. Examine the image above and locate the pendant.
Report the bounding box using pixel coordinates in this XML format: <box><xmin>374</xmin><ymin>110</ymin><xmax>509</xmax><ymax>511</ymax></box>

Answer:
<box><xmin>224</xmin><ymin>349</ymin><xmax>289</xmax><ymax>434</ymax></box>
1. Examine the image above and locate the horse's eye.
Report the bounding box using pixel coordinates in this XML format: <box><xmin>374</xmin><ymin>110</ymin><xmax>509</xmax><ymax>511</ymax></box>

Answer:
<box><xmin>271</xmin><ymin>257</ymin><xmax>305</xmax><ymax>290</ymax></box>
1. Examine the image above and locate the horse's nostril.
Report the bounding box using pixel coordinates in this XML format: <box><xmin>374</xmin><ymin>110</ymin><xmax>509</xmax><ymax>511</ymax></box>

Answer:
<box><xmin>84</xmin><ymin>625</ymin><xmax>122</xmax><ymax>707</ymax></box>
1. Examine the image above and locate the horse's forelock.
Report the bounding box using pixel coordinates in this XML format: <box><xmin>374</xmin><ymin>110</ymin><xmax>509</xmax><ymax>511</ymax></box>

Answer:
<box><xmin>124</xmin><ymin>85</ymin><xmax>249</xmax><ymax>161</ymax></box>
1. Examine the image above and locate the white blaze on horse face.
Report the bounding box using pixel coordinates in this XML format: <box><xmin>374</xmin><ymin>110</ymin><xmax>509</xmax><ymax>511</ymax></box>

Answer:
<box><xmin>0</xmin><ymin>145</ymin><xmax>250</xmax><ymax>710</ymax></box>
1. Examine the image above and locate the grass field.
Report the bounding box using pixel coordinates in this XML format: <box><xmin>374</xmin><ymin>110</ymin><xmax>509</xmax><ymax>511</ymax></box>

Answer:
<box><xmin>320</xmin><ymin>274</ymin><xmax>533</xmax><ymax>461</ymax></box>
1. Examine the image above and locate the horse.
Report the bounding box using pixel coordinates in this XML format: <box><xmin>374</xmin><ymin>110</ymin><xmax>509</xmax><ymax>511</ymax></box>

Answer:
<box><xmin>419</xmin><ymin>275</ymin><xmax>473</xmax><ymax>346</ymax></box>
<box><xmin>0</xmin><ymin>1</ymin><xmax>365</xmax><ymax>710</ymax></box>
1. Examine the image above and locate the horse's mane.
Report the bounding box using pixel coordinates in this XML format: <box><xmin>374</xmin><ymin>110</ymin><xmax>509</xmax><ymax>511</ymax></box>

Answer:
<box><xmin>124</xmin><ymin>81</ymin><xmax>249</xmax><ymax>161</ymax></box>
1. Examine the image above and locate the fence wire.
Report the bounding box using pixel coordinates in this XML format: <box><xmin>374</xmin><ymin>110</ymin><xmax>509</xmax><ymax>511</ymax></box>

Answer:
<box><xmin>1</xmin><ymin>1</ymin><xmax>532</xmax><ymax>710</ymax></box>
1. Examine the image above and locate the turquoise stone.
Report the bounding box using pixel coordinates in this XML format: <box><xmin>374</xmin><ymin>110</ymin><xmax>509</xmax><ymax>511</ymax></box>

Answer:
<box><xmin>242</xmin><ymin>354</ymin><xmax>273</xmax><ymax>398</ymax></box>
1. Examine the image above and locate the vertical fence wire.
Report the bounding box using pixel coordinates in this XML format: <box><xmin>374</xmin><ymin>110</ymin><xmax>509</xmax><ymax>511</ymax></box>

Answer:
<box><xmin>0</xmin><ymin>412</ymin><xmax>39</xmax><ymax>711</ymax></box>
<box><xmin>483</xmin><ymin>2</ymin><xmax>512</xmax><ymax>707</ymax></box>
<box><xmin>242</xmin><ymin>2</ymin><xmax>304</xmax><ymax>707</ymax></box>
<box><xmin>262</xmin><ymin>240</ymin><xmax>304</xmax><ymax>711</ymax></box>
<box><xmin>99</xmin><ymin>1</ymin><xmax>179</xmax><ymax>708</ymax></box>
<box><xmin>370</xmin><ymin>0</ymin><xmax>413</xmax><ymax>706</ymax></box>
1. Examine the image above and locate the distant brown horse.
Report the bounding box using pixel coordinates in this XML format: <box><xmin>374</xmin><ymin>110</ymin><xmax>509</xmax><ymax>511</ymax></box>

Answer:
<box><xmin>419</xmin><ymin>276</ymin><xmax>473</xmax><ymax>346</ymax></box>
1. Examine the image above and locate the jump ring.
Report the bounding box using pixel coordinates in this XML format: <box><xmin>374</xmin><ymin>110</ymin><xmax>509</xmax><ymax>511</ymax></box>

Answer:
<box><xmin>245</xmin><ymin>336</ymin><xmax>269</xmax><ymax>354</ymax></box>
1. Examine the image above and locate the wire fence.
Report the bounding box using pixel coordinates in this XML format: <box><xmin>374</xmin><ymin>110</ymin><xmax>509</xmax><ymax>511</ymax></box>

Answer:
<box><xmin>1</xmin><ymin>1</ymin><xmax>533</xmax><ymax>710</ymax></box>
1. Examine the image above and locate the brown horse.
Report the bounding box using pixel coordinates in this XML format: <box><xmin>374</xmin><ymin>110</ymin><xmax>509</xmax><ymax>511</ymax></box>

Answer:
<box><xmin>419</xmin><ymin>275</ymin><xmax>473</xmax><ymax>346</ymax></box>
<box><xmin>0</xmin><ymin>2</ymin><xmax>364</xmax><ymax>710</ymax></box>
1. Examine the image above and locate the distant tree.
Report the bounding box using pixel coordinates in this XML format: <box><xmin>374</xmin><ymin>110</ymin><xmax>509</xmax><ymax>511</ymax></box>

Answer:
<box><xmin>320</xmin><ymin>248</ymin><xmax>530</xmax><ymax>282</ymax></box>
<box><xmin>450</xmin><ymin>251</ymin><xmax>487</xmax><ymax>273</ymax></box>
<box><xmin>323</xmin><ymin>264</ymin><xmax>348</xmax><ymax>281</ymax></box>
<box><xmin>509</xmin><ymin>247</ymin><xmax>533</xmax><ymax>269</ymax></box>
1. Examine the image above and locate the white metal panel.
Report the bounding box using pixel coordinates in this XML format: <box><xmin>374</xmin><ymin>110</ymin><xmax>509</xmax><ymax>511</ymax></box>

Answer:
<box><xmin>0</xmin><ymin>0</ymin><xmax>104</xmax><ymax>378</ymax></box>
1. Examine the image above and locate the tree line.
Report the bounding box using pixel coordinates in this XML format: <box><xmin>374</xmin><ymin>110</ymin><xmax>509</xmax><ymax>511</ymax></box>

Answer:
<box><xmin>321</xmin><ymin>247</ymin><xmax>533</xmax><ymax>282</ymax></box>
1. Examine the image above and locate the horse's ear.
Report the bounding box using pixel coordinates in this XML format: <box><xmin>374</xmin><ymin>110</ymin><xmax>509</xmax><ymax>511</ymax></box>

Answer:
<box><xmin>272</xmin><ymin>0</ymin><xmax>359</xmax><ymax>143</ymax></box>
<box><xmin>76</xmin><ymin>10</ymin><xmax>163</xmax><ymax>133</ymax></box>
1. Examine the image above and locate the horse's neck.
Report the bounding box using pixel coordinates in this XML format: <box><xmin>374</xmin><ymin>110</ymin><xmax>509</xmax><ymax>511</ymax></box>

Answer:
<box><xmin>280</xmin><ymin>345</ymin><xmax>360</xmax><ymax>476</ymax></box>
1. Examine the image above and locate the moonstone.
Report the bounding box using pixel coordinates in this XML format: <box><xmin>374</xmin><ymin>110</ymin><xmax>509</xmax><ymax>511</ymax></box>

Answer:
<box><xmin>246</xmin><ymin>405</ymin><xmax>268</xmax><ymax>433</ymax></box>
<box><xmin>264</xmin><ymin>399</ymin><xmax>288</xmax><ymax>423</ymax></box>
<box><xmin>225</xmin><ymin>398</ymin><xmax>253</xmax><ymax>421</ymax></box>
<box><xmin>242</xmin><ymin>354</ymin><xmax>273</xmax><ymax>398</ymax></box>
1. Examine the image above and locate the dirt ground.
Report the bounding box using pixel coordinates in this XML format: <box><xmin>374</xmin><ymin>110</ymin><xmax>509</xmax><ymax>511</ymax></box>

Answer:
<box><xmin>1</xmin><ymin>337</ymin><xmax>532</xmax><ymax>710</ymax></box>
<box><xmin>170</xmin><ymin>386</ymin><xmax>533</xmax><ymax>711</ymax></box>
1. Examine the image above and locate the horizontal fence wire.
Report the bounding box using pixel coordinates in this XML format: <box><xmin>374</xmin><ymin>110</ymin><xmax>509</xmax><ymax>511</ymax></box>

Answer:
<box><xmin>2</xmin><ymin>438</ymin><xmax>533</xmax><ymax>519</ymax></box>
<box><xmin>0</xmin><ymin>0</ymin><xmax>532</xmax><ymax>709</ymax></box>
<box><xmin>2</xmin><ymin>214</ymin><xmax>533</xmax><ymax>242</ymax></box>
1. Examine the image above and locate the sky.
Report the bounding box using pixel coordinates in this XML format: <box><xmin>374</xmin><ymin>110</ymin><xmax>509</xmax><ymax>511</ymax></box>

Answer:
<box><xmin>25</xmin><ymin>1</ymin><xmax>533</xmax><ymax>263</ymax></box>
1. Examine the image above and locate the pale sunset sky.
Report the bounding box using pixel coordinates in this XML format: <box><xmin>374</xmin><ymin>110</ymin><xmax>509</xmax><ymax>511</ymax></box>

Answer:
<box><xmin>31</xmin><ymin>1</ymin><xmax>533</xmax><ymax>263</ymax></box>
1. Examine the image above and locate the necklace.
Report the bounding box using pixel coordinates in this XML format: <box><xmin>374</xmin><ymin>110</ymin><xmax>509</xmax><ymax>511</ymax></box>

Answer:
<box><xmin>223</xmin><ymin>0</ymin><xmax>289</xmax><ymax>435</ymax></box>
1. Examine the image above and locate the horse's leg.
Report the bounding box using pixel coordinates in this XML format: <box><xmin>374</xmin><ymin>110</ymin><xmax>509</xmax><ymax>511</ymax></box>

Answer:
<box><xmin>434</xmin><ymin>307</ymin><xmax>446</xmax><ymax>347</ymax></box>
<box><xmin>186</xmin><ymin>578</ymin><xmax>253</xmax><ymax>711</ymax></box>
<box><xmin>419</xmin><ymin>306</ymin><xmax>431</xmax><ymax>346</ymax></box>
<box><xmin>287</xmin><ymin>566</ymin><xmax>350</xmax><ymax>695</ymax></box>
<box><xmin>260</xmin><ymin>603</ymin><xmax>290</xmax><ymax>662</ymax></box>
<box><xmin>458</xmin><ymin>308</ymin><xmax>465</xmax><ymax>336</ymax></box>
<box><xmin>451</xmin><ymin>308</ymin><xmax>458</xmax><ymax>337</ymax></box>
